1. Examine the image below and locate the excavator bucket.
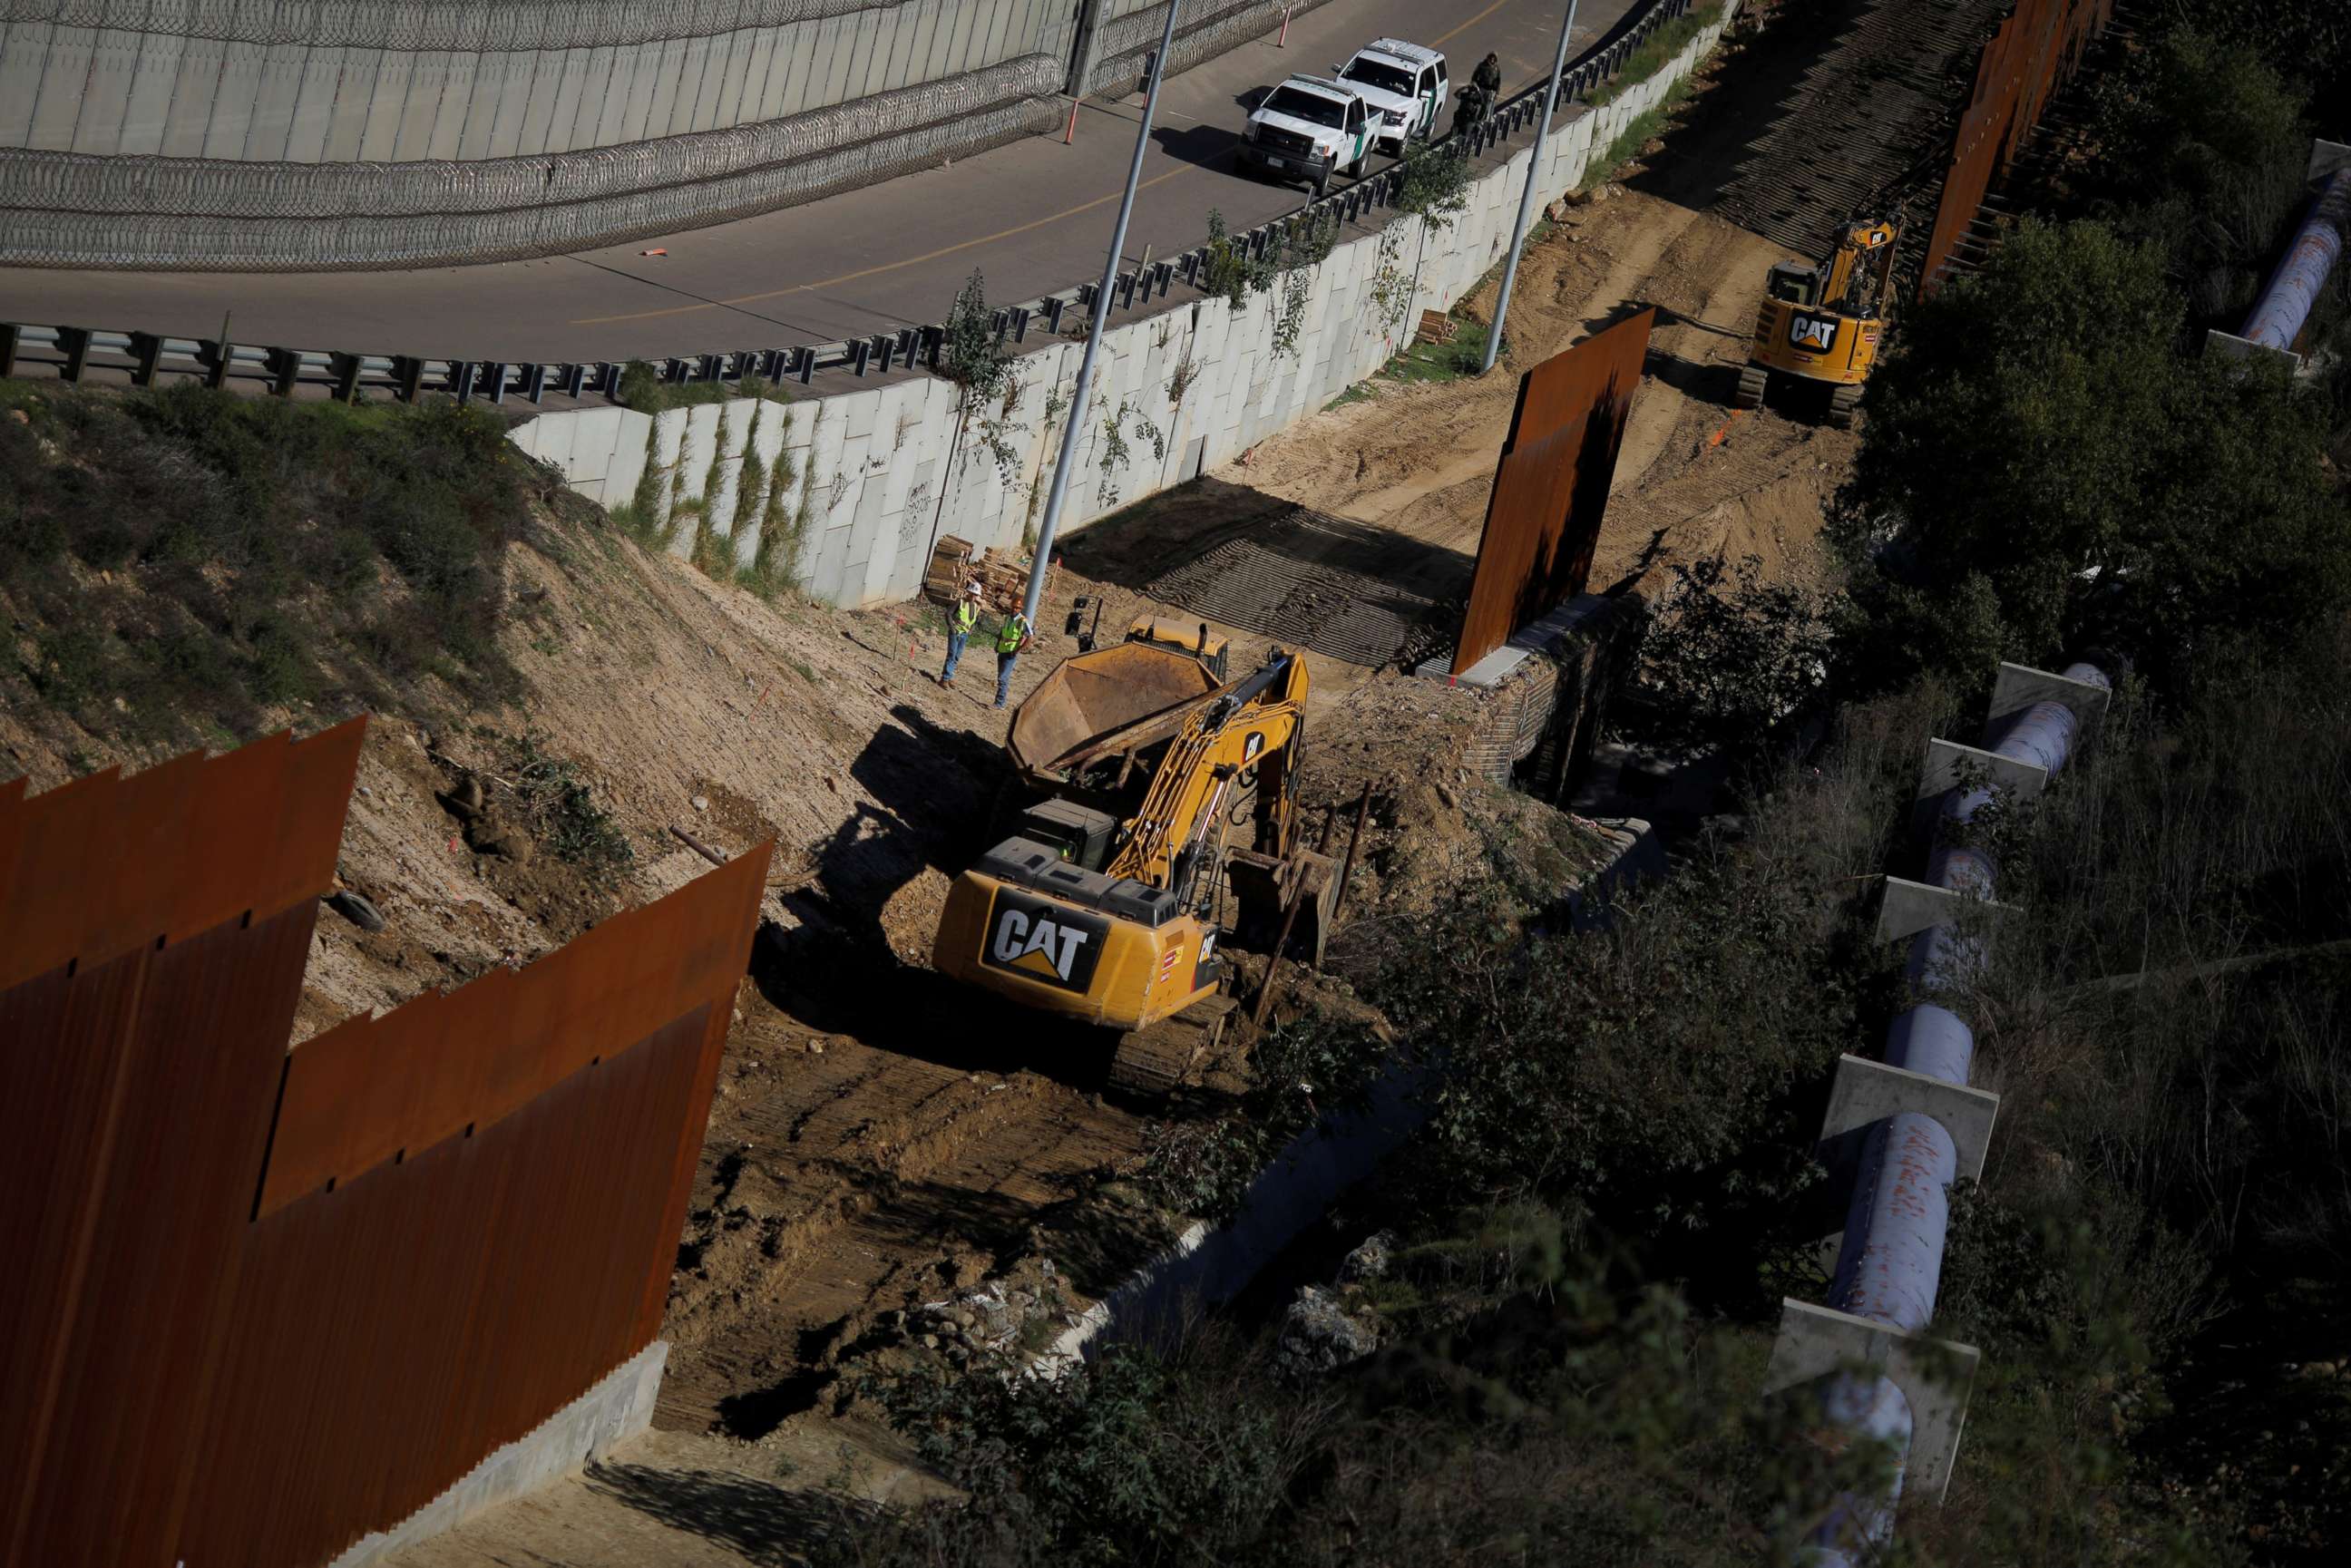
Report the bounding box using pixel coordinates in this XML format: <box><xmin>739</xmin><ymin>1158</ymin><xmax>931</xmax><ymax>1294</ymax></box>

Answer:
<box><xmin>1008</xmin><ymin>642</ymin><xmax>1222</xmax><ymax>784</ymax></box>
<box><xmin>1227</xmin><ymin>848</ymin><xmax>1341</xmax><ymax>968</ymax></box>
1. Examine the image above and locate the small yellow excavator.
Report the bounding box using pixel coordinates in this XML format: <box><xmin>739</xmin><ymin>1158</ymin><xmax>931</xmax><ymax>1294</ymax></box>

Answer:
<box><xmin>932</xmin><ymin>638</ymin><xmax>1335</xmax><ymax>1094</ymax></box>
<box><xmin>1733</xmin><ymin>212</ymin><xmax>1900</xmax><ymax>427</ymax></box>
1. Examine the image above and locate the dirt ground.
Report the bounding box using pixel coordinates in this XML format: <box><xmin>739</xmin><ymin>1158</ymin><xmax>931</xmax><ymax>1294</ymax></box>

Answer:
<box><xmin>386</xmin><ymin>20</ymin><xmax>1863</xmax><ymax>1556</ymax></box>
<box><xmin>0</xmin><ymin>11</ymin><xmax>1872</xmax><ymax>1564</ymax></box>
<box><xmin>1230</xmin><ymin>187</ymin><xmax>1849</xmax><ymax>597</ymax></box>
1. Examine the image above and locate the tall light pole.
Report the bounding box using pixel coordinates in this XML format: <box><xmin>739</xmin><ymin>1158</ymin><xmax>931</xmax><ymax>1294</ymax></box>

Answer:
<box><xmin>1022</xmin><ymin>0</ymin><xmax>1185</xmax><ymax>628</ymax></box>
<box><xmin>1481</xmin><ymin>1</ymin><xmax>1581</xmax><ymax>375</ymax></box>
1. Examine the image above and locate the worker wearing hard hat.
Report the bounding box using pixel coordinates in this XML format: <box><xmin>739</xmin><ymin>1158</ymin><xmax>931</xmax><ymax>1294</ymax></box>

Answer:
<box><xmin>939</xmin><ymin>580</ymin><xmax>983</xmax><ymax>687</ymax></box>
<box><xmin>993</xmin><ymin>609</ymin><xmax>1033</xmax><ymax>709</ymax></box>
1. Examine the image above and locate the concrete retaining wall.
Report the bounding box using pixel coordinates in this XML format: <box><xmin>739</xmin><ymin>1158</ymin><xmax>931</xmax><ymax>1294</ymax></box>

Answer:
<box><xmin>512</xmin><ymin>6</ymin><xmax>1735</xmax><ymax>609</ymax></box>
<box><xmin>323</xmin><ymin>1339</ymin><xmax>668</xmax><ymax>1568</ymax></box>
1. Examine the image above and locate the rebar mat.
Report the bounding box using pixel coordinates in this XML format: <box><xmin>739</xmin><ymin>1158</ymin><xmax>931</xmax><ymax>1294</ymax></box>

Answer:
<box><xmin>1141</xmin><ymin>507</ymin><xmax>1467</xmax><ymax>669</ymax></box>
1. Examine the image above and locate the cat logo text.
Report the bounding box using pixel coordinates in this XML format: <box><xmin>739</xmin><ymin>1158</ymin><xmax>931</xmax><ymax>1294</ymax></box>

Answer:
<box><xmin>983</xmin><ymin>888</ymin><xmax>1108</xmax><ymax>992</ymax></box>
<box><xmin>1787</xmin><ymin>313</ymin><xmax>1838</xmax><ymax>353</ymax></box>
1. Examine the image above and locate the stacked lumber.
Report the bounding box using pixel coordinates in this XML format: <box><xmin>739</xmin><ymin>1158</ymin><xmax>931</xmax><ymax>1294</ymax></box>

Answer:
<box><xmin>924</xmin><ymin>535</ymin><xmax>1056</xmax><ymax>615</ymax></box>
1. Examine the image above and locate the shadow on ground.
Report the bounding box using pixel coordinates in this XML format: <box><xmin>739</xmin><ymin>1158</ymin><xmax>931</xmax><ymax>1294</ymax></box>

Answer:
<box><xmin>1621</xmin><ymin>0</ymin><xmax>1868</xmax><ymax>215</ymax></box>
<box><xmin>586</xmin><ymin>1463</ymin><xmax>873</xmax><ymax>1566</ymax></box>
<box><xmin>1152</xmin><ymin>122</ymin><xmax>1242</xmax><ymax>171</ymax></box>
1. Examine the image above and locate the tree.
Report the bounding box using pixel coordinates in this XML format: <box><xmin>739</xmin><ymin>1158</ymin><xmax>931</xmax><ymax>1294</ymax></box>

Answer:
<box><xmin>923</xmin><ymin>269</ymin><xmax>1023</xmax><ymax>561</ymax></box>
<box><xmin>1831</xmin><ymin>217</ymin><xmax>2351</xmax><ymax>696</ymax></box>
<box><xmin>1636</xmin><ymin>552</ymin><xmax>1831</xmax><ymax>759</ymax></box>
<box><xmin>2090</xmin><ymin>27</ymin><xmax>2313</xmax><ymax>326</ymax></box>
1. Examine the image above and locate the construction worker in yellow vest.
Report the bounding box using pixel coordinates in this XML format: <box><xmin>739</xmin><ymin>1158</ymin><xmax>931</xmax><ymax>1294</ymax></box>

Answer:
<box><xmin>939</xmin><ymin>579</ymin><xmax>982</xmax><ymax>687</ymax></box>
<box><xmin>993</xmin><ymin>608</ymin><xmax>1033</xmax><ymax>709</ymax></box>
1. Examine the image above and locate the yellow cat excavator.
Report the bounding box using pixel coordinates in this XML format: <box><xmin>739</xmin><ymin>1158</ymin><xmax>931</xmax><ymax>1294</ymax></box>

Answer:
<box><xmin>1733</xmin><ymin>212</ymin><xmax>1900</xmax><ymax>428</ymax></box>
<box><xmin>932</xmin><ymin>640</ymin><xmax>1336</xmax><ymax>1095</ymax></box>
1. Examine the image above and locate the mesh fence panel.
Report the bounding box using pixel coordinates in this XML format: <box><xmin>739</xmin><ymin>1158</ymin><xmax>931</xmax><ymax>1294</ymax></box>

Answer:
<box><xmin>1087</xmin><ymin>0</ymin><xmax>1338</xmax><ymax>96</ymax></box>
<box><xmin>1</xmin><ymin>49</ymin><xmax>1067</xmax><ymax>268</ymax></box>
<box><xmin>1</xmin><ymin>52</ymin><xmax>1060</xmax><ymax>219</ymax></box>
<box><xmin>0</xmin><ymin>0</ymin><xmax>934</xmax><ymax>52</ymax></box>
<box><xmin>0</xmin><ymin>0</ymin><xmax>1390</xmax><ymax>272</ymax></box>
<box><xmin>1</xmin><ymin>93</ymin><xmax>1061</xmax><ymax>269</ymax></box>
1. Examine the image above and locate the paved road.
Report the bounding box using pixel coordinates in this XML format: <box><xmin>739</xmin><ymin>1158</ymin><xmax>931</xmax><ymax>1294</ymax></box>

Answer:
<box><xmin>0</xmin><ymin>0</ymin><xmax>1635</xmax><ymax>364</ymax></box>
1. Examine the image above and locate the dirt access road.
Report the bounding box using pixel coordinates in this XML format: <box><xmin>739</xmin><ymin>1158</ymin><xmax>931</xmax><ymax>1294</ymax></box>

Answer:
<box><xmin>372</xmin><ymin>7</ymin><xmax>1868</xmax><ymax>1563</ymax></box>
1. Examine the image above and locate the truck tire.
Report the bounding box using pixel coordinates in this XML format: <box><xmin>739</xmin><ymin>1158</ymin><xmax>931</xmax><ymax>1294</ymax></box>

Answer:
<box><xmin>1312</xmin><ymin>161</ymin><xmax>1332</xmax><ymax>198</ymax></box>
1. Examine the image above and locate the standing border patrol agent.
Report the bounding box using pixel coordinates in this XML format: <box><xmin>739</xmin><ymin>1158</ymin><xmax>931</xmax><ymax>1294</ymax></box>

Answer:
<box><xmin>940</xmin><ymin>579</ymin><xmax>982</xmax><ymax>687</ymax></box>
<box><xmin>993</xmin><ymin>608</ymin><xmax>1032</xmax><ymax>709</ymax></box>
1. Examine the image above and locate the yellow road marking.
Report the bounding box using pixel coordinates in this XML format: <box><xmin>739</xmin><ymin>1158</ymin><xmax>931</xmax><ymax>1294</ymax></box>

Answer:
<box><xmin>571</xmin><ymin>0</ymin><xmax>1527</xmax><ymax>327</ymax></box>
<box><xmin>570</xmin><ymin>163</ymin><xmax>1198</xmax><ymax>326</ymax></box>
<box><xmin>1433</xmin><ymin>0</ymin><xmax>1520</xmax><ymax>48</ymax></box>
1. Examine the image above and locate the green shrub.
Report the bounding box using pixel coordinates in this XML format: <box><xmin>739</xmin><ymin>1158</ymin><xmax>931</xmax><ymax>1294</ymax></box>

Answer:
<box><xmin>1588</xmin><ymin>4</ymin><xmax>1721</xmax><ymax>106</ymax></box>
<box><xmin>1832</xmin><ymin>218</ymin><xmax>2351</xmax><ymax>697</ymax></box>
<box><xmin>1636</xmin><ymin>552</ymin><xmax>1831</xmax><ymax>759</ymax></box>
<box><xmin>614</xmin><ymin>361</ymin><xmax>789</xmax><ymax>415</ymax></box>
<box><xmin>852</xmin><ymin>1333</ymin><xmax>1323</xmax><ymax>1566</ymax></box>
<box><xmin>1141</xmin><ymin>1008</ymin><xmax>1397</xmax><ymax>1220</ymax></box>
<box><xmin>500</xmin><ymin>731</ymin><xmax>635</xmax><ymax>885</ymax></box>
<box><xmin>1</xmin><ymin>382</ymin><xmax>531</xmax><ymax>742</ymax></box>
<box><xmin>1390</xmin><ymin>143</ymin><xmax>1471</xmax><ymax>230</ymax></box>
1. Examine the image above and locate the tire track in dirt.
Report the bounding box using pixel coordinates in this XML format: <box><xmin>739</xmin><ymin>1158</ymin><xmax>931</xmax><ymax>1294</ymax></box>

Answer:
<box><xmin>655</xmin><ymin>1014</ymin><xmax>1133</xmax><ymax>1434</ymax></box>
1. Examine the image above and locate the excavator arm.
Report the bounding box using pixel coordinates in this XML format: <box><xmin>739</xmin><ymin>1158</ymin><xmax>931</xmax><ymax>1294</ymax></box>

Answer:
<box><xmin>1105</xmin><ymin>651</ymin><xmax>1309</xmax><ymax>893</ymax></box>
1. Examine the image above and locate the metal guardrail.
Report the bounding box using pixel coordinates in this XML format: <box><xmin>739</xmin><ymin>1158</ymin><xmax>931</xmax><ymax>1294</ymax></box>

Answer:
<box><xmin>0</xmin><ymin>0</ymin><xmax>1701</xmax><ymax>408</ymax></box>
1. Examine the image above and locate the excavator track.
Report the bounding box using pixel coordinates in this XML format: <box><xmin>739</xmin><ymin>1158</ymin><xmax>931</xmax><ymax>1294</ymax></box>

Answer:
<box><xmin>1829</xmin><ymin>383</ymin><xmax>1863</xmax><ymax>428</ymax></box>
<box><xmin>1108</xmin><ymin>995</ymin><xmax>1239</xmax><ymax>1097</ymax></box>
<box><xmin>1733</xmin><ymin>365</ymin><xmax>1769</xmax><ymax>410</ymax></box>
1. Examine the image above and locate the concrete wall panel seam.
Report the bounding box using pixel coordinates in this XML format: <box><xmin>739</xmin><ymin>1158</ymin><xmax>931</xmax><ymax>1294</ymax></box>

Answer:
<box><xmin>737</xmin><ymin>24</ymin><xmax>776</xmax><ymax>120</ymax></box>
<box><xmin>0</xmin><ymin>3</ymin><xmax>962</xmax><ymax>55</ymax></box>
<box><xmin>856</xmin><ymin>4</ymin><xmax>893</xmax><ymax>101</ymax></box>
<box><xmin>117</xmin><ymin>26</ymin><xmax>184</xmax><ymax>155</ymax></box>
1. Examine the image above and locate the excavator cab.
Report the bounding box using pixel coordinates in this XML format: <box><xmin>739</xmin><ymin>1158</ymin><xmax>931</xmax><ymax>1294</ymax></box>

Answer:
<box><xmin>1765</xmin><ymin>261</ymin><xmax>1819</xmax><ymax>306</ymax></box>
<box><xmin>1737</xmin><ymin>211</ymin><xmax>1900</xmax><ymax>428</ymax></box>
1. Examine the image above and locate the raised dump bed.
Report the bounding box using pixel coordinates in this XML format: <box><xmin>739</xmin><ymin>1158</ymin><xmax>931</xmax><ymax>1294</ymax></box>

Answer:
<box><xmin>1008</xmin><ymin>642</ymin><xmax>1221</xmax><ymax>786</ymax></box>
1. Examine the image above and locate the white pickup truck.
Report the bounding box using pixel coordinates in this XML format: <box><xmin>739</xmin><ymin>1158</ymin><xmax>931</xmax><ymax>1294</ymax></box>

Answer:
<box><xmin>1333</xmin><ymin>39</ymin><xmax>1449</xmax><ymax>155</ymax></box>
<box><xmin>1235</xmin><ymin>74</ymin><xmax>1376</xmax><ymax>197</ymax></box>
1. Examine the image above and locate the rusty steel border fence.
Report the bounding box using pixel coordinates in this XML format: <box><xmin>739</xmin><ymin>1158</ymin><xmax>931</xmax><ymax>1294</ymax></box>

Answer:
<box><xmin>0</xmin><ymin>724</ymin><xmax>770</xmax><ymax>1567</ymax></box>
<box><xmin>1453</xmin><ymin>307</ymin><xmax>1655</xmax><ymax>675</ymax></box>
<box><xmin>1917</xmin><ymin>0</ymin><xmax>2117</xmax><ymax>297</ymax></box>
<box><xmin>0</xmin><ymin>0</ymin><xmax>1703</xmax><ymax>408</ymax></box>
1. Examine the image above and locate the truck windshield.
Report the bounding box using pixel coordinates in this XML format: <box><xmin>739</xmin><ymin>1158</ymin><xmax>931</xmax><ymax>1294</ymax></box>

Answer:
<box><xmin>1341</xmin><ymin>59</ymin><xmax>1417</xmax><ymax>96</ymax></box>
<box><xmin>1263</xmin><ymin>87</ymin><xmax>1345</xmax><ymax>127</ymax></box>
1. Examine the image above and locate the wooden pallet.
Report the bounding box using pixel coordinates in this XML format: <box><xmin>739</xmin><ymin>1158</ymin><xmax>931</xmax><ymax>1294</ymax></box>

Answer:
<box><xmin>923</xmin><ymin>534</ymin><xmax>1055</xmax><ymax>615</ymax></box>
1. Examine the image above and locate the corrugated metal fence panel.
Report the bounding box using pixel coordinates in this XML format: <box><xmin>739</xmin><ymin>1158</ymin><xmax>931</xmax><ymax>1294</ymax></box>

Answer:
<box><xmin>0</xmin><ymin>727</ymin><xmax>768</xmax><ymax>1568</ymax></box>
<box><xmin>5</xmin><ymin>905</ymin><xmax>321</xmax><ymax>1565</ymax></box>
<box><xmin>1454</xmin><ymin>308</ymin><xmax>1654</xmax><ymax>675</ymax></box>
<box><xmin>256</xmin><ymin>843</ymin><xmax>766</xmax><ymax>1214</ymax></box>
<box><xmin>1917</xmin><ymin>0</ymin><xmax>2114</xmax><ymax>296</ymax></box>
<box><xmin>0</xmin><ymin>720</ymin><xmax>364</xmax><ymax>992</ymax></box>
<box><xmin>0</xmin><ymin>947</ymin><xmax>148</xmax><ymax>1553</ymax></box>
<box><xmin>180</xmin><ymin>840</ymin><xmax>762</xmax><ymax>1566</ymax></box>
<box><xmin>180</xmin><ymin>1008</ymin><xmax>724</xmax><ymax>1568</ymax></box>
